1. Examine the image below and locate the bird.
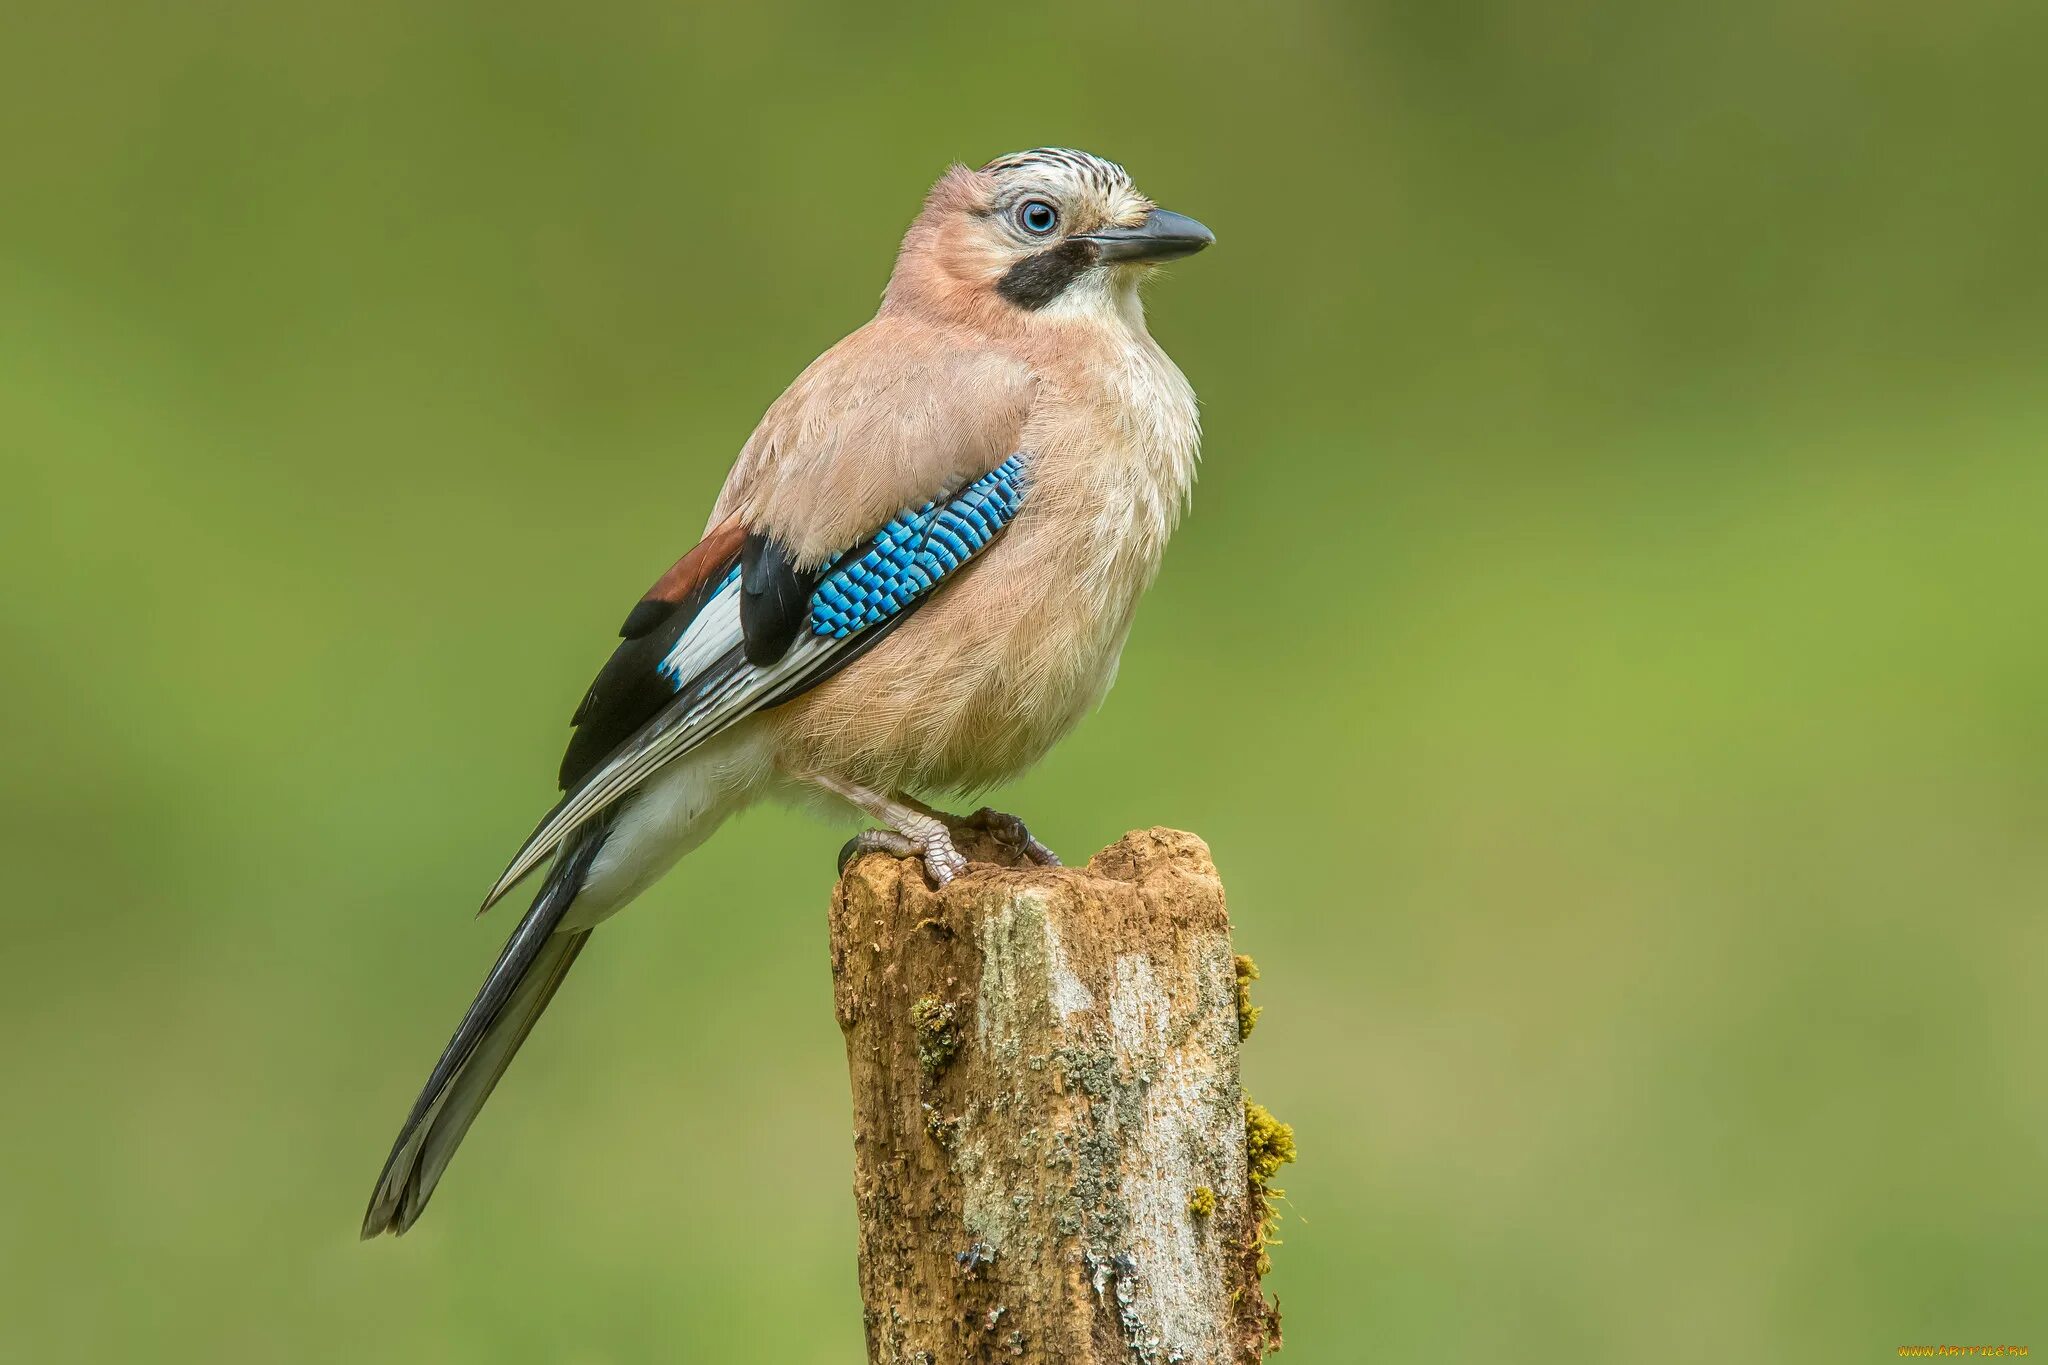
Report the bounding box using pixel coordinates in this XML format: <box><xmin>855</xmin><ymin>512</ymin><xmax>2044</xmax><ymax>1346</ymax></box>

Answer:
<box><xmin>361</xmin><ymin>147</ymin><xmax>1213</xmax><ymax>1238</ymax></box>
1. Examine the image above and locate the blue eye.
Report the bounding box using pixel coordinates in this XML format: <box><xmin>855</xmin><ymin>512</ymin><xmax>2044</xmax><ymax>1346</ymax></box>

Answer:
<box><xmin>1019</xmin><ymin>200</ymin><xmax>1059</xmax><ymax>235</ymax></box>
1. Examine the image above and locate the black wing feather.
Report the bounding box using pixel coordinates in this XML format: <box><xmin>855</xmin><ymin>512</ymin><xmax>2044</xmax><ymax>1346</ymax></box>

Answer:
<box><xmin>739</xmin><ymin>533</ymin><xmax>823</xmax><ymax>667</ymax></box>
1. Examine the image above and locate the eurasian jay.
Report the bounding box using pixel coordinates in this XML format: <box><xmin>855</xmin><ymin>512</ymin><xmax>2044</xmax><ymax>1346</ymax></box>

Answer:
<box><xmin>363</xmin><ymin>147</ymin><xmax>1212</xmax><ymax>1236</ymax></box>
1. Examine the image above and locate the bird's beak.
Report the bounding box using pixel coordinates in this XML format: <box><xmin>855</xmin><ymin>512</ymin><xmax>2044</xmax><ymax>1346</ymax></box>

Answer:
<box><xmin>1080</xmin><ymin>208</ymin><xmax>1215</xmax><ymax>263</ymax></box>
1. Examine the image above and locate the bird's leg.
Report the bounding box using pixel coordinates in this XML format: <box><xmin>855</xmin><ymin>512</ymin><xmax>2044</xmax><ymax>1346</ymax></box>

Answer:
<box><xmin>951</xmin><ymin>807</ymin><xmax>1062</xmax><ymax>867</ymax></box>
<box><xmin>808</xmin><ymin>773</ymin><xmax>970</xmax><ymax>888</ymax></box>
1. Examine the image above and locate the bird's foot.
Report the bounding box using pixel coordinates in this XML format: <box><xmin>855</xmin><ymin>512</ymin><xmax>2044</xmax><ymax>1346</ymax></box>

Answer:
<box><xmin>952</xmin><ymin>807</ymin><xmax>1062</xmax><ymax>867</ymax></box>
<box><xmin>810</xmin><ymin>772</ymin><xmax>972</xmax><ymax>888</ymax></box>
<box><xmin>837</xmin><ymin>821</ymin><xmax>969</xmax><ymax>889</ymax></box>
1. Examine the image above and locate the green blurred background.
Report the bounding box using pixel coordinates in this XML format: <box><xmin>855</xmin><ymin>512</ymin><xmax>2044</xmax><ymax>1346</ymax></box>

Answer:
<box><xmin>5</xmin><ymin>1</ymin><xmax>2045</xmax><ymax>1360</ymax></box>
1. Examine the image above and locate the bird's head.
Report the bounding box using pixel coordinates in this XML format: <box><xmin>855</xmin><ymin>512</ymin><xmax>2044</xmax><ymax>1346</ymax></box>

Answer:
<box><xmin>885</xmin><ymin>147</ymin><xmax>1213</xmax><ymax>328</ymax></box>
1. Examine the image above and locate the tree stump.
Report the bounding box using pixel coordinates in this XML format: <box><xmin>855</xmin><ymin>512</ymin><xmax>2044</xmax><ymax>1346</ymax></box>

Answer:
<box><xmin>829</xmin><ymin>826</ymin><xmax>1282</xmax><ymax>1364</ymax></box>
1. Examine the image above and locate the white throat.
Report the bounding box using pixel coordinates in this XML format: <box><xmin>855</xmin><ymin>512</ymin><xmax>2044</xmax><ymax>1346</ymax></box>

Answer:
<box><xmin>1035</xmin><ymin>263</ymin><xmax>1151</xmax><ymax>332</ymax></box>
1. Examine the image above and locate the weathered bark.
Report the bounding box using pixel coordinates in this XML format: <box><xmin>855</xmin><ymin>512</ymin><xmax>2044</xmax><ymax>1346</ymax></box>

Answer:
<box><xmin>829</xmin><ymin>826</ymin><xmax>1280</xmax><ymax>1364</ymax></box>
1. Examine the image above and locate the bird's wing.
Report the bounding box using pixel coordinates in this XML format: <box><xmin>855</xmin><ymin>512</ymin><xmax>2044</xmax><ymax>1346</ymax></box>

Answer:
<box><xmin>711</xmin><ymin>318</ymin><xmax>1039</xmax><ymax>568</ymax></box>
<box><xmin>479</xmin><ymin>452</ymin><xmax>1033</xmax><ymax>913</ymax></box>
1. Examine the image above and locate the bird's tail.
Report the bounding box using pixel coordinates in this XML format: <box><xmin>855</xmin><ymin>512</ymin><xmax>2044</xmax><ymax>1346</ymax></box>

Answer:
<box><xmin>361</xmin><ymin>820</ymin><xmax>611</xmax><ymax>1238</ymax></box>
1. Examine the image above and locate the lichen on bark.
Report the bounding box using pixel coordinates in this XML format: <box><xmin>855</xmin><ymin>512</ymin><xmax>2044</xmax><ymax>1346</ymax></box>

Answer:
<box><xmin>1232</xmin><ymin>955</ymin><xmax>1262</xmax><ymax>1040</ymax></box>
<box><xmin>1242</xmin><ymin>1097</ymin><xmax>1297</xmax><ymax>1279</ymax></box>
<box><xmin>911</xmin><ymin>996</ymin><xmax>960</xmax><ymax>1079</ymax></box>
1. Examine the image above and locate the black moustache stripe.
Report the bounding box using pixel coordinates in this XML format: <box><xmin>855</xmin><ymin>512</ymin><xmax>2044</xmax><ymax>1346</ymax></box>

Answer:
<box><xmin>996</xmin><ymin>239</ymin><xmax>1099</xmax><ymax>311</ymax></box>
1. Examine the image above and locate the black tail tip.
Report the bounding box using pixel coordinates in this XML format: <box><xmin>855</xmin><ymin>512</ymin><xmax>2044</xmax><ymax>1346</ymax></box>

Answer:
<box><xmin>360</xmin><ymin>1199</ymin><xmax>400</xmax><ymax>1241</ymax></box>
<box><xmin>360</xmin><ymin>1170</ymin><xmax>423</xmax><ymax>1240</ymax></box>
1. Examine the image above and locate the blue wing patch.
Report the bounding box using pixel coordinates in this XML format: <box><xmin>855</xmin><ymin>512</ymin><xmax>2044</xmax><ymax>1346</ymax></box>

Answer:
<box><xmin>652</xmin><ymin>455</ymin><xmax>1028</xmax><ymax>696</ymax></box>
<box><xmin>809</xmin><ymin>454</ymin><xmax>1030</xmax><ymax>638</ymax></box>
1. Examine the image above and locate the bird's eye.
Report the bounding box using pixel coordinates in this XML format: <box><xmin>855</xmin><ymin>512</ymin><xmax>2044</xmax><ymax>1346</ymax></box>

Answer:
<box><xmin>1018</xmin><ymin>200</ymin><xmax>1059</xmax><ymax>235</ymax></box>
